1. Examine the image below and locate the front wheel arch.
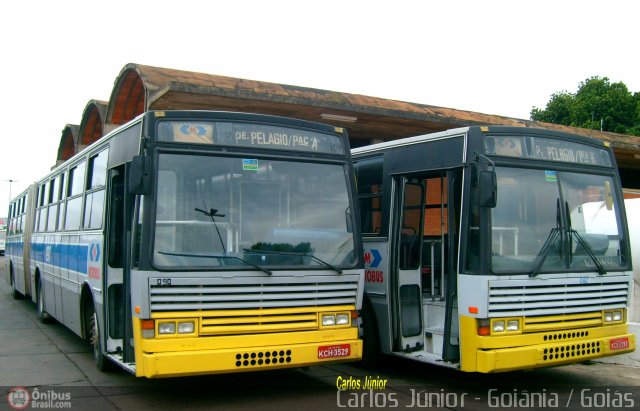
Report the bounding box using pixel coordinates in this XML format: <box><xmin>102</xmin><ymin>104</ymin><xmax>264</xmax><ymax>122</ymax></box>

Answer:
<box><xmin>359</xmin><ymin>297</ymin><xmax>382</xmax><ymax>368</ymax></box>
<box><xmin>10</xmin><ymin>262</ymin><xmax>23</xmax><ymax>299</ymax></box>
<box><xmin>35</xmin><ymin>271</ymin><xmax>51</xmax><ymax>323</ymax></box>
<box><xmin>84</xmin><ymin>294</ymin><xmax>112</xmax><ymax>372</ymax></box>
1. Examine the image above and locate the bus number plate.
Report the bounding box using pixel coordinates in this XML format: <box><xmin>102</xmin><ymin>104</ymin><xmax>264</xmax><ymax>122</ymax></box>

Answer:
<box><xmin>610</xmin><ymin>337</ymin><xmax>629</xmax><ymax>351</ymax></box>
<box><xmin>318</xmin><ymin>344</ymin><xmax>350</xmax><ymax>359</ymax></box>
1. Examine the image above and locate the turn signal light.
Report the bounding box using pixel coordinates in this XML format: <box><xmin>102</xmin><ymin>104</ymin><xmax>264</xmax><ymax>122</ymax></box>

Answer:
<box><xmin>477</xmin><ymin>319</ymin><xmax>490</xmax><ymax>336</ymax></box>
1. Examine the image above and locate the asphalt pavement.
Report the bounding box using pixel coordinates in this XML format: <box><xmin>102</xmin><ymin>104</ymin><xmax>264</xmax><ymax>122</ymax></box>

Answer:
<box><xmin>1</xmin><ymin>255</ymin><xmax>639</xmax><ymax>410</ymax></box>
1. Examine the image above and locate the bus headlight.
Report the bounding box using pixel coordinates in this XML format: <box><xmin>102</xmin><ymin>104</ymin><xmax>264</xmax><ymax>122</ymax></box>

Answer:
<box><xmin>507</xmin><ymin>319</ymin><xmax>520</xmax><ymax>332</ymax></box>
<box><xmin>336</xmin><ymin>313</ymin><xmax>350</xmax><ymax>325</ymax></box>
<box><xmin>322</xmin><ymin>314</ymin><xmax>336</xmax><ymax>326</ymax></box>
<box><xmin>604</xmin><ymin>310</ymin><xmax>623</xmax><ymax>323</ymax></box>
<box><xmin>158</xmin><ymin>322</ymin><xmax>176</xmax><ymax>334</ymax></box>
<box><xmin>177</xmin><ymin>321</ymin><xmax>195</xmax><ymax>334</ymax></box>
<box><xmin>612</xmin><ymin>311</ymin><xmax>623</xmax><ymax>321</ymax></box>
<box><xmin>484</xmin><ymin>318</ymin><xmax>522</xmax><ymax>335</ymax></box>
<box><xmin>321</xmin><ymin>312</ymin><xmax>352</xmax><ymax>327</ymax></box>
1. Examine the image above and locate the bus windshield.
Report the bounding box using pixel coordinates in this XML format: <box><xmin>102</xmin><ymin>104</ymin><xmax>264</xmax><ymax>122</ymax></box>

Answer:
<box><xmin>153</xmin><ymin>153</ymin><xmax>355</xmax><ymax>269</ymax></box>
<box><xmin>490</xmin><ymin>166</ymin><xmax>626</xmax><ymax>274</ymax></box>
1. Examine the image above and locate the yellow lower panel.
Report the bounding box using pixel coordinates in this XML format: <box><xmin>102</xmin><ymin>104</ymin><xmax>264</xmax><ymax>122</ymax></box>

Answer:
<box><xmin>132</xmin><ymin>318</ymin><xmax>362</xmax><ymax>378</ymax></box>
<box><xmin>138</xmin><ymin>338</ymin><xmax>362</xmax><ymax>378</ymax></box>
<box><xmin>459</xmin><ymin>315</ymin><xmax>635</xmax><ymax>373</ymax></box>
<box><xmin>476</xmin><ymin>333</ymin><xmax>635</xmax><ymax>373</ymax></box>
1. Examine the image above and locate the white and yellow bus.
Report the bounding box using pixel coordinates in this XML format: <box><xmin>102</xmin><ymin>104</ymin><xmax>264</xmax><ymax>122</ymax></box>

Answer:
<box><xmin>352</xmin><ymin>125</ymin><xmax>635</xmax><ymax>372</ymax></box>
<box><xmin>5</xmin><ymin>110</ymin><xmax>364</xmax><ymax>377</ymax></box>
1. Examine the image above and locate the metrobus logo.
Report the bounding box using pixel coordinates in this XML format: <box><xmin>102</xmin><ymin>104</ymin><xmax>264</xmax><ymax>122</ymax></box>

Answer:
<box><xmin>364</xmin><ymin>249</ymin><xmax>382</xmax><ymax>268</ymax></box>
<box><xmin>88</xmin><ymin>243</ymin><xmax>101</xmax><ymax>280</ymax></box>
<box><xmin>364</xmin><ymin>249</ymin><xmax>384</xmax><ymax>283</ymax></box>
<box><xmin>89</xmin><ymin>244</ymin><xmax>101</xmax><ymax>262</ymax></box>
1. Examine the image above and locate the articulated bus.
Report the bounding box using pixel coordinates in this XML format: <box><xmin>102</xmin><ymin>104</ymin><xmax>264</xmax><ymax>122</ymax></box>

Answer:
<box><xmin>5</xmin><ymin>110</ymin><xmax>364</xmax><ymax>377</ymax></box>
<box><xmin>352</xmin><ymin>125</ymin><xmax>635</xmax><ymax>373</ymax></box>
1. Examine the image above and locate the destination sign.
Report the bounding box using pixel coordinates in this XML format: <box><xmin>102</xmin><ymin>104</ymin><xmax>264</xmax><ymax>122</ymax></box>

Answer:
<box><xmin>157</xmin><ymin>121</ymin><xmax>345</xmax><ymax>154</ymax></box>
<box><xmin>484</xmin><ymin>135</ymin><xmax>611</xmax><ymax>167</ymax></box>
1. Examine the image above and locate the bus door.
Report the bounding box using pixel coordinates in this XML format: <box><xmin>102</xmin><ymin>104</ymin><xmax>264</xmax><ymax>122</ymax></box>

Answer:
<box><xmin>104</xmin><ymin>165</ymin><xmax>133</xmax><ymax>362</ymax></box>
<box><xmin>392</xmin><ymin>177</ymin><xmax>424</xmax><ymax>352</ymax></box>
<box><xmin>417</xmin><ymin>171</ymin><xmax>462</xmax><ymax>361</ymax></box>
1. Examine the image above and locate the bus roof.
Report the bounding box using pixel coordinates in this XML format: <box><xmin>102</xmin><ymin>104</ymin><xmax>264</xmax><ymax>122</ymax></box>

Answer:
<box><xmin>351</xmin><ymin>125</ymin><xmax>610</xmax><ymax>157</ymax></box>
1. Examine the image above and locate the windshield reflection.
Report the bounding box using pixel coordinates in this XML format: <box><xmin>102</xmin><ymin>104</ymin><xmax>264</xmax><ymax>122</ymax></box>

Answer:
<box><xmin>491</xmin><ymin>167</ymin><xmax>625</xmax><ymax>274</ymax></box>
<box><xmin>152</xmin><ymin>154</ymin><xmax>355</xmax><ymax>269</ymax></box>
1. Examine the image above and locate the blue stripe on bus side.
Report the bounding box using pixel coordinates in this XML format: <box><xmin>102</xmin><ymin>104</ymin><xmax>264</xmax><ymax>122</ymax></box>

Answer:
<box><xmin>31</xmin><ymin>242</ymin><xmax>89</xmax><ymax>275</ymax></box>
<box><xmin>6</xmin><ymin>241</ymin><xmax>24</xmax><ymax>256</ymax></box>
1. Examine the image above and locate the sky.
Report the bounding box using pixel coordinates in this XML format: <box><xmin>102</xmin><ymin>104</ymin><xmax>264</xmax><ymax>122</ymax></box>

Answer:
<box><xmin>1</xmin><ymin>0</ymin><xmax>638</xmax><ymax>214</ymax></box>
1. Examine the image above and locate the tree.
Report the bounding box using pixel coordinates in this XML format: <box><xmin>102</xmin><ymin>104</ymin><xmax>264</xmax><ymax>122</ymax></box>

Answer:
<box><xmin>530</xmin><ymin>91</ymin><xmax>573</xmax><ymax>125</ymax></box>
<box><xmin>531</xmin><ymin>76</ymin><xmax>640</xmax><ymax>136</ymax></box>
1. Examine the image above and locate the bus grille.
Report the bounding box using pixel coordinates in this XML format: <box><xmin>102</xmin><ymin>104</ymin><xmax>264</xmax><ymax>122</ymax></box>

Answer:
<box><xmin>488</xmin><ymin>276</ymin><xmax>630</xmax><ymax>317</ymax></box>
<box><xmin>148</xmin><ymin>274</ymin><xmax>360</xmax><ymax>312</ymax></box>
<box><xmin>200</xmin><ymin>307</ymin><xmax>319</xmax><ymax>335</ymax></box>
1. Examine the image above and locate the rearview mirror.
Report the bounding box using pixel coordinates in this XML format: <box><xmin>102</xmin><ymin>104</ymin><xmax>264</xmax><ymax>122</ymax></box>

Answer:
<box><xmin>479</xmin><ymin>170</ymin><xmax>497</xmax><ymax>208</ymax></box>
<box><xmin>604</xmin><ymin>181</ymin><xmax>613</xmax><ymax>211</ymax></box>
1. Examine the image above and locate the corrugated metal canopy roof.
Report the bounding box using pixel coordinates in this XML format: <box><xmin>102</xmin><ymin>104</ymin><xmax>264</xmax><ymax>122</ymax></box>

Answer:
<box><xmin>103</xmin><ymin>63</ymin><xmax>640</xmax><ymax>171</ymax></box>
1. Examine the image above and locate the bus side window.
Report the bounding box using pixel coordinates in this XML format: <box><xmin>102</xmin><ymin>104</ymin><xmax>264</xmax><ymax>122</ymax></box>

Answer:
<box><xmin>57</xmin><ymin>173</ymin><xmax>66</xmax><ymax>230</ymax></box>
<box><xmin>400</xmin><ymin>181</ymin><xmax>423</xmax><ymax>270</ymax></box>
<box><xmin>354</xmin><ymin>157</ymin><xmax>383</xmax><ymax>236</ymax></box>
<box><xmin>84</xmin><ymin>149</ymin><xmax>108</xmax><ymax>230</ymax></box>
<box><xmin>65</xmin><ymin>161</ymin><xmax>86</xmax><ymax>231</ymax></box>
<box><xmin>464</xmin><ymin>166</ymin><xmax>480</xmax><ymax>273</ymax></box>
<box><xmin>47</xmin><ymin>176</ymin><xmax>59</xmax><ymax>232</ymax></box>
<box><xmin>108</xmin><ymin>169</ymin><xmax>124</xmax><ymax>268</ymax></box>
<box><xmin>37</xmin><ymin>182</ymin><xmax>49</xmax><ymax>232</ymax></box>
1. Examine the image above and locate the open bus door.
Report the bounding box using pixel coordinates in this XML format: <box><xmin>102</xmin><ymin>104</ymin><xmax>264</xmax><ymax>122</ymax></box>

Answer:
<box><xmin>390</xmin><ymin>171</ymin><xmax>463</xmax><ymax>362</ymax></box>
<box><xmin>421</xmin><ymin>171</ymin><xmax>462</xmax><ymax>363</ymax></box>
<box><xmin>103</xmin><ymin>164</ymin><xmax>135</xmax><ymax>367</ymax></box>
<box><xmin>392</xmin><ymin>177</ymin><xmax>424</xmax><ymax>351</ymax></box>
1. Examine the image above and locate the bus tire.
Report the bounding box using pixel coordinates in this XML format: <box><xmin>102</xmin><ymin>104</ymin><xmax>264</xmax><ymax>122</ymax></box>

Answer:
<box><xmin>360</xmin><ymin>301</ymin><xmax>381</xmax><ymax>368</ymax></box>
<box><xmin>86</xmin><ymin>303</ymin><xmax>112</xmax><ymax>372</ymax></box>
<box><xmin>10</xmin><ymin>265</ymin><xmax>23</xmax><ymax>300</ymax></box>
<box><xmin>36</xmin><ymin>277</ymin><xmax>51</xmax><ymax>323</ymax></box>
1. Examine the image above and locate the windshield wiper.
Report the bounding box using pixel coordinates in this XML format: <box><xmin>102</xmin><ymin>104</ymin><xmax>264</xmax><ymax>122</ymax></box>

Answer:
<box><xmin>157</xmin><ymin>251</ymin><xmax>272</xmax><ymax>276</ymax></box>
<box><xmin>565</xmin><ymin>201</ymin><xmax>606</xmax><ymax>275</ymax></box>
<box><xmin>194</xmin><ymin>206</ymin><xmax>227</xmax><ymax>254</ymax></box>
<box><xmin>530</xmin><ymin>227</ymin><xmax>561</xmax><ymax>278</ymax></box>
<box><xmin>530</xmin><ymin>198</ymin><xmax>563</xmax><ymax>278</ymax></box>
<box><xmin>569</xmin><ymin>230</ymin><xmax>607</xmax><ymax>275</ymax></box>
<box><xmin>243</xmin><ymin>249</ymin><xmax>343</xmax><ymax>274</ymax></box>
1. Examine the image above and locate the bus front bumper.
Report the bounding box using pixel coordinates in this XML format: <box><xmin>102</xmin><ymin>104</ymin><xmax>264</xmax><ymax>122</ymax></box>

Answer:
<box><xmin>475</xmin><ymin>332</ymin><xmax>635</xmax><ymax>373</ymax></box>
<box><xmin>132</xmin><ymin>318</ymin><xmax>362</xmax><ymax>378</ymax></box>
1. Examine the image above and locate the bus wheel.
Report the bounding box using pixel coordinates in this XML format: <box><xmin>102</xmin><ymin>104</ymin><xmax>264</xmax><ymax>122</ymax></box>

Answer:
<box><xmin>36</xmin><ymin>277</ymin><xmax>50</xmax><ymax>323</ymax></box>
<box><xmin>86</xmin><ymin>303</ymin><xmax>112</xmax><ymax>372</ymax></box>
<box><xmin>10</xmin><ymin>266</ymin><xmax>23</xmax><ymax>300</ymax></box>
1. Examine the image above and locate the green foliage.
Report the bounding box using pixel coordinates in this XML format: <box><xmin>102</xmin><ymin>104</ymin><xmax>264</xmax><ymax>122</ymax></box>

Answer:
<box><xmin>250</xmin><ymin>241</ymin><xmax>313</xmax><ymax>253</ymax></box>
<box><xmin>530</xmin><ymin>91</ymin><xmax>574</xmax><ymax>124</ymax></box>
<box><xmin>530</xmin><ymin>76</ymin><xmax>640</xmax><ymax>136</ymax></box>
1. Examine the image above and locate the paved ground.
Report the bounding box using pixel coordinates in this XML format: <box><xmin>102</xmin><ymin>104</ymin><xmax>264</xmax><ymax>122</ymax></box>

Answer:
<box><xmin>1</xmin><ymin>256</ymin><xmax>639</xmax><ymax>410</ymax></box>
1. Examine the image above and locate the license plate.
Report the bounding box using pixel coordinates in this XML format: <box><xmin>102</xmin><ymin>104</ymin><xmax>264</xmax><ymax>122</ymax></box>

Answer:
<box><xmin>610</xmin><ymin>337</ymin><xmax>630</xmax><ymax>351</ymax></box>
<box><xmin>318</xmin><ymin>344</ymin><xmax>351</xmax><ymax>359</ymax></box>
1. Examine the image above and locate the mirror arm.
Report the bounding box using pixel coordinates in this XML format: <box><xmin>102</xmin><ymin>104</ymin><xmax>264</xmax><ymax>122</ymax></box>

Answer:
<box><xmin>474</xmin><ymin>151</ymin><xmax>495</xmax><ymax>171</ymax></box>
